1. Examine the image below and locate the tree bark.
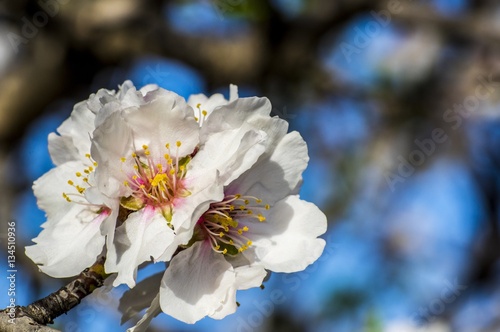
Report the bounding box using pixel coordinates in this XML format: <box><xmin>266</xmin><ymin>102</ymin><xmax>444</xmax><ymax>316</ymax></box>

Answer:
<box><xmin>0</xmin><ymin>257</ymin><xmax>108</xmax><ymax>331</ymax></box>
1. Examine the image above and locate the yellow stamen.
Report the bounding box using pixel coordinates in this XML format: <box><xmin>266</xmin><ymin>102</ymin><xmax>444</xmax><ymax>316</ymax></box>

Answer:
<box><xmin>151</xmin><ymin>173</ymin><xmax>167</xmax><ymax>187</ymax></box>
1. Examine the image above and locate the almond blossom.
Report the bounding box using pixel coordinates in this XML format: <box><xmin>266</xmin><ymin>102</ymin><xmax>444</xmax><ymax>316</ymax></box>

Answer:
<box><xmin>91</xmin><ymin>87</ymin><xmax>222</xmax><ymax>287</ymax></box>
<box><xmin>25</xmin><ymin>82</ymin><xmax>223</xmax><ymax>288</ymax></box>
<box><xmin>126</xmin><ymin>87</ymin><xmax>327</xmax><ymax>330</ymax></box>
<box><xmin>25</xmin><ymin>81</ymin><xmax>326</xmax><ymax>330</ymax></box>
<box><xmin>25</xmin><ymin>81</ymin><xmax>154</xmax><ymax>277</ymax></box>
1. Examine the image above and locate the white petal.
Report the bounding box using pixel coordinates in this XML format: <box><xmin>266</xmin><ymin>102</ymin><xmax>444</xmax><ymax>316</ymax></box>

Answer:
<box><xmin>201</xmin><ymin>97</ymin><xmax>272</xmax><ymax>141</ymax></box>
<box><xmin>123</xmin><ymin>91</ymin><xmax>200</xmax><ymax>158</ymax></box>
<box><xmin>159</xmin><ymin>241</ymin><xmax>235</xmax><ymax>324</ymax></box>
<box><xmin>106</xmin><ymin>207</ymin><xmax>175</xmax><ymax>288</ymax></box>
<box><xmin>187</xmin><ymin>93</ymin><xmax>228</xmax><ymax>121</ymax></box>
<box><xmin>195</xmin><ymin>128</ymin><xmax>267</xmax><ymax>186</ymax></box>
<box><xmin>118</xmin><ymin>83</ymin><xmax>148</xmax><ymax>109</ymax></box>
<box><xmin>93</xmin><ymin>100</ymin><xmax>124</xmax><ymax>128</ymax></box>
<box><xmin>166</xmin><ymin>166</ymin><xmax>223</xmax><ymax>249</ymax></box>
<box><xmin>246</xmin><ymin>195</ymin><xmax>327</xmax><ymax>273</ymax></box>
<box><xmin>233</xmin><ymin>264</ymin><xmax>267</xmax><ymax>290</ymax></box>
<box><xmin>49</xmin><ymin>81</ymin><xmax>149</xmax><ymax>167</ymax></box>
<box><xmin>187</xmin><ymin>93</ymin><xmax>209</xmax><ymax>108</ymax></box>
<box><xmin>91</xmin><ymin>111</ymin><xmax>135</xmax><ymax>198</ymax></box>
<box><xmin>138</xmin><ymin>83</ymin><xmax>159</xmax><ymax>96</ymax></box>
<box><xmin>155</xmin><ymin>228</ymin><xmax>189</xmax><ymax>263</ymax></box>
<box><xmin>229</xmin><ymin>84</ymin><xmax>238</xmax><ymax>102</ymax></box>
<box><xmin>89</xmin><ymin>81</ymin><xmax>132</xmax><ymax>108</ymax></box>
<box><xmin>126</xmin><ymin>294</ymin><xmax>162</xmax><ymax>332</ymax></box>
<box><xmin>92</xmin><ymin>81</ymin><xmax>148</xmax><ymax>127</ymax></box>
<box><xmin>57</xmin><ymin>100</ymin><xmax>96</xmax><ymax>158</ymax></box>
<box><xmin>47</xmin><ymin>132</ymin><xmax>80</xmax><ymax>165</ymax></box>
<box><xmin>229</xmin><ymin>131</ymin><xmax>309</xmax><ymax>205</ymax></box>
<box><xmin>86</xmin><ymin>92</ymin><xmax>111</xmax><ymax>115</ymax></box>
<box><xmin>83</xmin><ymin>185</ymin><xmax>121</xmax><ymax>248</ymax></box>
<box><xmin>33</xmin><ymin>161</ymin><xmax>90</xmax><ymax>222</ymax></box>
<box><xmin>119</xmin><ymin>272</ymin><xmax>162</xmax><ymax>325</ymax></box>
<box><xmin>25</xmin><ymin>206</ymin><xmax>108</xmax><ymax>277</ymax></box>
<box><xmin>210</xmin><ymin>263</ymin><xmax>266</xmax><ymax>320</ymax></box>
<box><xmin>209</xmin><ymin>286</ymin><xmax>237</xmax><ymax>320</ymax></box>
<box><xmin>29</xmin><ymin>160</ymin><xmax>112</xmax><ymax>277</ymax></box>
<box><xmin>247</xmin><ymin>115</ymin><xmax>289</xmax><ymax>152</ymax></box>
<box><xmin>197</xmin><ymin>97</ymin><xmax>283</xmax><ymax>185</ymax></box>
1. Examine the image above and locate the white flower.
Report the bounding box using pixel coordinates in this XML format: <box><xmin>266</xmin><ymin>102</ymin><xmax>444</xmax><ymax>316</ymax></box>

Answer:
<box><xmin>91</xmin><ymin>86</ymin><xmax>222</xmax><ymax>288</ymax></box>
<box><xmin>26</xmin><ymin>81</ymin><xmax>326</xmax><ymax>330</ymax></box>
<box><xmin>126</xmin><ymin>87</ymin><xmax>327</xmax><ymax>329</ymax></box>
<box><xmin>25</xmin><ymin>81</ymin><xmax>154</xmax><ymax>278</ymax></box>
<box><xmin>25</xmin><ymin>81</ymin><xmax>223</xmax><ymax>287</ymax></box>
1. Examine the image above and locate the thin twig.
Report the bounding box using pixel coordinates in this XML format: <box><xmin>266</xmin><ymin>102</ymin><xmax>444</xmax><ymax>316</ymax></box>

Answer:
<box><xmin>0</xmin><ymin>257</ymin><xmax>109</xmax><ymax>331</ymax></box>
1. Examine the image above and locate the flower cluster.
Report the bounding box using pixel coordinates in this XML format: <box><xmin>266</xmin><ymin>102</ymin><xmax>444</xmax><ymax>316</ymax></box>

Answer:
<box><xmin>25</xmin><ymin>81</ymin><xmax>327</xmax><ymax>330</ymax></box>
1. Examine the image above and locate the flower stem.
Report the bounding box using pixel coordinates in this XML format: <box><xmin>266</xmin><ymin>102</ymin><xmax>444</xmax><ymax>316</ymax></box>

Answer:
<box><xmin>0</xmin><ymin>256</ymin><xmax>109</xmax><ymax>330</ymax></box>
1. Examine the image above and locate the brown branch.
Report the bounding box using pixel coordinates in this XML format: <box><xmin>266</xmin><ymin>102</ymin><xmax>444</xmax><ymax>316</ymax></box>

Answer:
<box><xmin>0</xmin><ymin>257</ymin><xmax>109</xmax><ymax>331</ymax></box>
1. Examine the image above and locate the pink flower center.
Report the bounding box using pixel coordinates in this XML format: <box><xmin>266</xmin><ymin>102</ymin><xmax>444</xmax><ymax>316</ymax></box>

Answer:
<box><xmin>119</xmin><ymin>141</ymin><xmax>191</xmax><ymax>224</ymax></box>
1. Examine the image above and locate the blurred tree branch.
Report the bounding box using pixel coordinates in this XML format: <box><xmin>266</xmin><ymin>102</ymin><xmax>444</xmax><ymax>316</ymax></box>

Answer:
<box><xmin>3</xmin><ymin>0</ymin><xmax>496</xmax><ymax>145</ymax></box>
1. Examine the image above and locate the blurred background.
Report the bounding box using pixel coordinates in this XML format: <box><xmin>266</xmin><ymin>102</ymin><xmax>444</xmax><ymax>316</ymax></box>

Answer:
<box><xmin>1</xmin><ymin>0</ymin><xmax>500</xmax><ymax>331</ymax></box>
